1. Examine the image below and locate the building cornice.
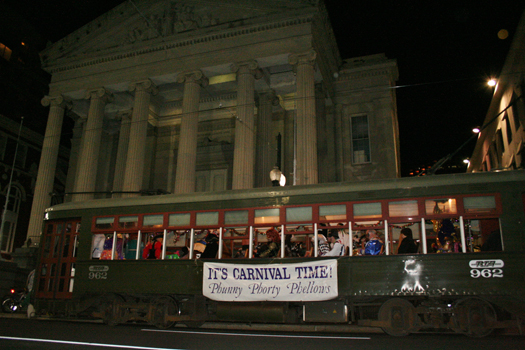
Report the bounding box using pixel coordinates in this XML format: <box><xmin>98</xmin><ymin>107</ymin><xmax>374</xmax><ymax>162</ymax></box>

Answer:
<box><xmin>43</xmin><ymin>16</ymin><xmax>314</xmax><ymax>75</ymax></box>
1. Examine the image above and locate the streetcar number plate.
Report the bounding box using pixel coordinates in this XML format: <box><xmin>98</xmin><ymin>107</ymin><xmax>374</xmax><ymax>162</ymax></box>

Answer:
<box><xmin>469</xmin><ymin>260</ymin><xmax>504</xmax><ymax>279</ymax></box>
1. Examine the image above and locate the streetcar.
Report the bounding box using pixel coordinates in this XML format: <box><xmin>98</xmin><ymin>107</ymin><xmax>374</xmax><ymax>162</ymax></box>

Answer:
<box><xmin>34</xmin><ymin>170</ymin><xmax>525</xmax><ymax>336</ymax></box>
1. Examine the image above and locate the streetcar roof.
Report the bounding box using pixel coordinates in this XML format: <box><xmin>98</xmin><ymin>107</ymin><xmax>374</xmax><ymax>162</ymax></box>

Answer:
<box><xmin>45</xmin><ymin>170</ymin><xmax>525</xmax><ymax>213</ymax></box>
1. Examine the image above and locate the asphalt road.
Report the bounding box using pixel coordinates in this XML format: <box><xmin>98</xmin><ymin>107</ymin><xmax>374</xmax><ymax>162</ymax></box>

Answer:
<box><xmin>0</xmin><ymin>314</ymin><xmax>523</xmax><ymax>350</ymax></box>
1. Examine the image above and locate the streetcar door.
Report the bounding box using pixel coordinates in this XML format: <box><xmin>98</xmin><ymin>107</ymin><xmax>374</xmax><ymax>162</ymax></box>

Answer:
<box><xmin>36</xmin><ymin>219</ymin><xmax>80</xmax><ymax>299</ymax></box>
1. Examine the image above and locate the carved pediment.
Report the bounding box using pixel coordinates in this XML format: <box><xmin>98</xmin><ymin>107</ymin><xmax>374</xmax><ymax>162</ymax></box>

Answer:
<box><xmin>41</xmin><ymin>0</ymin><xmax>320</xmax><ymax>68</ymax></box>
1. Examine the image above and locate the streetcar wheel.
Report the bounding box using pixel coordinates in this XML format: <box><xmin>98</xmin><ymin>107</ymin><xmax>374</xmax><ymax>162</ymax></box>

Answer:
<box><xmin>150</xmin><ymin>296</ymin><xmax>178</xmax><ymax>329</ymax></box>
<box><xmin>378</xmin><ymin>298</ymin><xmax>420</xmax><ymax>336</ymax></box>
<box><xmin>102</xmin><ymin>294</ymin><xmax>126</xmax><ymax>326</ymax></box>
<box><xmin>2</xmin><ymin>297</ymin><xmax>17</xmax><ymax>313</ymax></box>
<box><xmin>452</xmin><ymin>297</ymin><xmax>496</xmax><ymax>337</ymax></box>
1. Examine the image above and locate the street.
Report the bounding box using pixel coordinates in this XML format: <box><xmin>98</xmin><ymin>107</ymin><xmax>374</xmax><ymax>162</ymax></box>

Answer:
<box><xmin>0</xmin><ymin>315</ymin><xmax>523</xmax><ymax>350</ymax></box>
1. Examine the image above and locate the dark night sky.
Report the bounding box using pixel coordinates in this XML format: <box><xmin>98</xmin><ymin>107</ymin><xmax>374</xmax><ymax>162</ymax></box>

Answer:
<box><xmin>5</xmin><ymin>0</ymin><xmax>525</xmax><ymax>175</ymax></box>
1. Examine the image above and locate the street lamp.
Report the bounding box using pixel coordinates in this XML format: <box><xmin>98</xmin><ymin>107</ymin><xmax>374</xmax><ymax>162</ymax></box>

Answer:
<box><xmin>487</xmin><ymin>79</ymin><xmax>497</xmax><ymax>87</ymax></box>
<box><xmin>269</xmin><ymin>166</ymin><xmax>286</xmax><ymax>187</ymax></box>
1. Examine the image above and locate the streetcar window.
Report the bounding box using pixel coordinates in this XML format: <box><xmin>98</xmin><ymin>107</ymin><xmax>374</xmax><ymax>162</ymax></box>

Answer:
<box><xmin>118</xmin><ymin>216</ymin><xmax>139</xmax><ymax>229</ymax></box>
<box><xmin>467</xmin><ymin>219</ymin><xmax>502</xmax><ymax>252</ymax></box>
<box><xmin>168</xmin><ymin>213</ymin><xmax>190</xmax><ymax>227</ymax></box>
<box><xmin>143</xmin><ymin>214</ymin><xmax>163</xmax><ymax>227</ymax></box>
<box><xmin>286</xmin><ymin>207</ymin><xmax>312</xmax><ymax>222</ymax></box>
<box><xmin>223</xmin><ymin>227</ymin><xmax>249</xmax><ymax>258</ymax></box>
<box><xmin>425</xmin><ymin>199</ymin><xmax>457</xmax><ymax>215</ymax></box>
<box><xmin>285</xmin><ymin>233</ymin><xmax>309</xmax><ymax>257</ymax></box>
<box><xmin>255</xmin><ymin>208</ymin><xmax>279</xmax><ymax>224</ymax></box>
<box><xmin>426</xmin><ymin>218</ymin><xmax>462</xmax><ymax>253</ymax></box>
<box><xmin>95</xmin><ymin>217</ymin><xmax>114</xmax><ymax>229</ymax></box>
<box><xmin>353</xmin><ymin>202</ymin><xmax>382</xmax><ymax>219</ymax></box>
<box><xmin>388</xmin><ymin>200</ymin><xmax>418</xmax><ymax>217</ymax></box>
<box><xmin>196</xmin><ymin>212</ymin><xmax>219</xmax><ymax>226</ymax></box>
<box><xmin>123</xmin><ymin>233</ymin><xmax>141</xmax><ymax>260</ymax></box>
<box><xmin>225</xmin><ymin>210</ymin><xmax>249</xmax><ymax>225</ymax></box>
<box><xmin>463</xmin><ymin>196</ymin><xmax>497</xmax><ymax>213</ymax></box>
<box><xmin>319</xmin><ymin>204</ymin><xmax>346</xmax><ymax>221</ymax></box>
<box><xmin>390</xmin><ymin>222</ymin><xmax>421</xmax><ymax>254</ymax></box>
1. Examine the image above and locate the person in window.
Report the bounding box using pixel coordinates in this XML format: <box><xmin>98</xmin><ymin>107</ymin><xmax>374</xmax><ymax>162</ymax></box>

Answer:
<box><xmin>355</xmin><ymin>234</ymin><xmax>368</xmax><ymax>255</ymax></box>
<box><xmin>364</xmin><ymin>230</ymin><xmax>384</xmax><ymax>255</ymax></box>
<box><xmin>305</xmin><ymin>234</ymin><xmax>330</xmax><ymax>257</ymax></box>
<box><xmin>91</xmin><ymin>234</ymin><xmax>105</xmax><ymax>259</ymax></box>
<box><xmin>100</xmin><ymin>235</ymin><xmax>117</xmax><ymax>260</ymax></box>
<box><xmin>397</xmin><ymin>228</ymin><xmax>418</xmax><ymax>254</ymax></box>
<box><xmin>200</xmin><ymin>231</ymin><xmax>220</xmax><ymax>259</ymax></box>
<box><xmin>324</xmin><ymin>230</ymin><xmax>345</xmax><ymax>256</ymax></box>
<box><xmin>142</xmin><ymin>233</ymin><xmax>163</xmax><ymax>259</ymax></box>
<box><xmin>481</xmin><ymin>230</ymin><xmax>502</xmax><ymax>252</ymax></box>
<box><xmin>256</xmin><ymin>228</ymin><xmax>281</xmax><ymax>258</ymax></box>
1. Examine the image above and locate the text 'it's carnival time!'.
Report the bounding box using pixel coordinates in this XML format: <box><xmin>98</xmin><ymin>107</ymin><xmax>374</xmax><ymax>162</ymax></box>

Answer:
<box><xmin>203</xmin><ymin>260</ymin><xmax>338</xmax><ymax>302</ymax></box>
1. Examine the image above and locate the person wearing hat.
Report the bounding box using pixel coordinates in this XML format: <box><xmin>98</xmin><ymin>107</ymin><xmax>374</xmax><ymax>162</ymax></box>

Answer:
<box><xmin>324</xmin><ymin>230</ymin><xmax>345</xmax><ymax>256</ymax></box>
<box><xmin>142</xmin><ymin>233</ymin><xmax>164</xmax><ymax>259</ymax></box>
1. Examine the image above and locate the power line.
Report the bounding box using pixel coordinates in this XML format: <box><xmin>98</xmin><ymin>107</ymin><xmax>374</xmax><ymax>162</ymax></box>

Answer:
<box><xmin>421</xmin><ymin>94</ymin><xmax>523</xmax><ymax>176</ymax></box>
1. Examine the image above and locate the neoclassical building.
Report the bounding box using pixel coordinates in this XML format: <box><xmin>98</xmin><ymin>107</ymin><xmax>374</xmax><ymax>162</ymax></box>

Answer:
<box><xmin>27</xmin><ymin>0</ymin><xmax>400</xmax><ymax>245</ymax></box>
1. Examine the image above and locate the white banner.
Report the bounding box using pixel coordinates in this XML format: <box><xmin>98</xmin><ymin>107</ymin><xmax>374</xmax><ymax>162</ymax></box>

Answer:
<box><xmin>203</xmin><ymin>260</ymin><xmax>338</xmax><ymax>302</ymax></box>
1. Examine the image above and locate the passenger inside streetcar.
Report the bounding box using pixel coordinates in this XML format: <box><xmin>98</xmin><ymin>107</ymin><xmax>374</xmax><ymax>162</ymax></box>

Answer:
<box><xmin>143</xmin><ymin>233</ymin><xmax>163</xmax><ymax>259</ymax></box>
<box><xmin>324</xmin><ymin>230</ymin><xmax>345</xmax><ymax>256</ymax></box>
<box><xmin>308</xmin><ymin>233</ymin><xmax>329</xmax><ymax>257</ymax></box>
<box><xmin>396</xmin><ymin>228</ymin><xmax>418</xmax><ymax>254</ymax></box>
<box><xmin>200</xmin><ymin>231</ymin><xmax>220</xmax><ymax>259</ymax></box>
<box><xmin>364</xmin><ymin>230</ymin><xmax>384</xmax><ymax>255</ymax></box>
<box><xmin>255</xmin><ymin>227</ymin><xmax>281</xmax><ymax>258</ymax></box>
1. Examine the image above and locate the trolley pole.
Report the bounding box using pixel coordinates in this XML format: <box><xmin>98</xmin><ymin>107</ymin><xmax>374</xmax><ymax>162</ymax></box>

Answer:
<box><xmin>0</xmin><ymin>117</ymin><xmax>24</xmax><ymax>260</ymax></box>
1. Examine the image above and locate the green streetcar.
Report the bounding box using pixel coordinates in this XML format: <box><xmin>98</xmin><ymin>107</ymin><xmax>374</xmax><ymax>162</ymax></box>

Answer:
<box><xmin>34</xmin><ymin>170</ymin><xmax>525</xmax><ymax>336</ymax></box>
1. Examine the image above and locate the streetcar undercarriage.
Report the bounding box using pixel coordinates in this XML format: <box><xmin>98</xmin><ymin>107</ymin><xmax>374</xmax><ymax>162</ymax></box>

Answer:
<box><xmin>35</xmin><ymin>294</ymin><xmax>523</xmax><ymax>337</ymax></box>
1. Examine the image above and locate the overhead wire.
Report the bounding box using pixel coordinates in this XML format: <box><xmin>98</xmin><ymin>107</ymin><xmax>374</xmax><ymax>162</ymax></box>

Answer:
<box><xmin>421</xmin><ymin>93</ymin><xmax>523</xmax><ymax>176</ymax></box>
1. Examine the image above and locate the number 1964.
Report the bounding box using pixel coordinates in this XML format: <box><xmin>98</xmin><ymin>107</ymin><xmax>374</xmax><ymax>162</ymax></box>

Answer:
<box><xmin>470</xmin><ymin>269</ymin><xmax>503</xmax><ymax>278</ymax></box>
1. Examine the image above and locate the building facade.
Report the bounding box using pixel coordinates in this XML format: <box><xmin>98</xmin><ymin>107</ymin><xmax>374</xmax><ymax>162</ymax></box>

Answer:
<box><xmin>27</xmin><ymin>0</ymin><xmax>400</xmax><ymax>245</ymax></box>
<box><xmin>0</xmin><ymin>115</ymin><xmax>69</xmax><ymax>255</ymax></box>
<box><xmin>468</xmin><ymin>10</ymin><xmax>525</xmax><ymax>172</ymax></box>
<box><xmin>1</xmin><ymin>4</ymin><xmax>70</xmax><ymax>257</ymax></box>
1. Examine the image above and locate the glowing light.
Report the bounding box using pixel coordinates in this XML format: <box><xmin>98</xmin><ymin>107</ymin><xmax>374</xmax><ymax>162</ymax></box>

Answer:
<box><xmin>472</xmin><ymin>127</ymin><xmax>481</xmax><ymax>133</ymax></box>
<box><xmin>463</xmin><ymin>158</ymin><xmax>470</xmax><ymax>164</ymax></box>
<box><xmin>497</xmin><ymin>29</ymin><xmax>509</xmax><ymax>40</ymax></box>
<box><xmin>487</xmin><ymin>79</ymin><xmax>497</xmax><ymax>87</ymax></box>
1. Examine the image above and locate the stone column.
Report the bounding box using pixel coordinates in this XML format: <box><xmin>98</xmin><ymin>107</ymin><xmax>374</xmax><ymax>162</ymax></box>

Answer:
<box><xmin>174</xmin><ymin>70</ymin><xmax>208</xmax><ymax>193</ymax></box>
<box><xmin>231</xmin><ymin>60</ymin><xmax>263</xmax><ymax>190</ymax></box>
<box><xmin>64</xmin><ymin>114</ymin><xmax>84</xmax><ymax>202</ymax></box>
<box><xmin>283</xmin><ymin>110</ymin><xmax>296</xmax><ymax>184</ymax></box>
<box><xmin>289</xmin><ymin>51</ymin><xmax>318</xmax><ymax>185</ymax></box>
<box><xmin>73</xmin><ymin>88</ymin><xmax>113</xmax><ymax>201</ymax></box>
<box><xmin>315</xmin><ymin>83</ymin><xmax>329</xmax><ymax>183</ymax></box>
<box><xmin>112</xmin><ymin>110</ymin><xmax>133</xmax><ymax>197</ymax></box>
<box><xmin>334</xmin><ymin>103</ymin><xmax>344</xmax><ymax>182</ymax></box>
<box><xmin>255</xmin><ymin>90</ymin><xmax>279</xmax><ymax>187</ymax></box>
<box><xmin>122</xmin><ymin>80</ymin><xmax>158</xmax><ymax>197</ymax></box>
<box><xmin>26</xmin><ymin>95</ymin><xmax>71</xmax><ymax>245</ymax></box>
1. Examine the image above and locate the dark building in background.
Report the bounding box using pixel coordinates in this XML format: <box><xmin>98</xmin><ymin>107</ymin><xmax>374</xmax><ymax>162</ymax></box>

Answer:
<box><xmin>468</xmin><ymin>10</ymin><xmax>525</xmax><ymax>172</ymax></box>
